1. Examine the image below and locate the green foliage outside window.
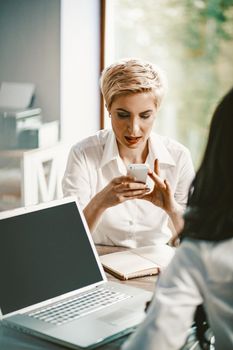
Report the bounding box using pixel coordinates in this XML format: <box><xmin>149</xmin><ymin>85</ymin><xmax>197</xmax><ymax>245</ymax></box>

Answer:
<box><xmin>107</xmin><ymin>0</ymin><xmax>233</xmax><ymax>167</ymax></box>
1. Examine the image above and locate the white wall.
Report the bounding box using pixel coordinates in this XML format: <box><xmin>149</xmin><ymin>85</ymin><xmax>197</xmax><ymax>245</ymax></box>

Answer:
<box><xmin>60</xmin><ymin>0</ymin><xmax>101</xmax><ymax>145</ymax></box>
<box><xmin>0</xmin><ymin>0</ymin><xmax>101</xmax><ymax>143</ymax></box>
<box><xmin>0</xmin><ymin>0</ymin><xmax>60</xmax><ymax>122</ymax></box>
<box><xmin>0</xmin><ymin>0</ymin><xmax>101</xmax><ymax>210</ymax></box>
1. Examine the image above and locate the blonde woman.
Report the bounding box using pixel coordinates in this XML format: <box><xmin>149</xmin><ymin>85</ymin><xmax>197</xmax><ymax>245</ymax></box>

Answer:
<box><xmin>62</xmin><ymin>58</ymin><xmax>194</xmax><ymax>247</ymax></box>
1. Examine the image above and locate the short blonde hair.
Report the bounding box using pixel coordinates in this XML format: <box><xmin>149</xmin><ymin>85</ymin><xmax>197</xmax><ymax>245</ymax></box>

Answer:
<box><xmin>100</xmin><ymin>58</ymin><xmax>167</xmax><ymax>110</ymax></box>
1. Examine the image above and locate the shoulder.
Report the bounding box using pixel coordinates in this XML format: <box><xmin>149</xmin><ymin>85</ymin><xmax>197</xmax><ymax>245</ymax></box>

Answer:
<box><xmin>169</xmin><ymin>239</ymin><xmax>204</xmax><ymax>274</ymax></box>
<box><xmin>155</xmin><ymin>133</ymin><xmax>191</xmax><ymax>156</ymax></box>
<box><xmin>70</xmin><ymin>129</ymin><xmax>111</xmax><ymax>155</ymax></box>
<box><xmin>150</xmin><ymin>132</ymin><xmax>193</xmax><ymax>168</ymax></box>
<box><xmin>156</xmin><ymin>240</ymin><xmax>204</xmax><ymax>291</ymax></box>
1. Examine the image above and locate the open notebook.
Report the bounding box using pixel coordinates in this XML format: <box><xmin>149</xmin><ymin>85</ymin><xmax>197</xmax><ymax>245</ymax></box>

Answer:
<box><xmin>100</xmin><ymin>245</ymin><xmax>176</xmax><ymax>280</ymax></box>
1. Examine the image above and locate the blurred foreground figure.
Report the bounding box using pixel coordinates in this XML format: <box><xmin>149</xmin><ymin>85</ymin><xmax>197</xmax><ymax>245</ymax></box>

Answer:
<box><xmin>122</xmin><ymin>87</ymin><xmax>233</xmax><ymax>350</ymax></box>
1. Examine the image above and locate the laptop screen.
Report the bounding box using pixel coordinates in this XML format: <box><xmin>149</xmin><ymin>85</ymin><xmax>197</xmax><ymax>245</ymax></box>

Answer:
<box><xmin>0</xmin><ymin>200</ymin><xmax>104</xmax><ymax>315</ymax></box>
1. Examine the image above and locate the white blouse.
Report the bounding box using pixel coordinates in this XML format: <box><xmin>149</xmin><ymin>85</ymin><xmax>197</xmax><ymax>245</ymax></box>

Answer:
<box><xmin>122</xmin><ymin>238</ymin><xmax>233</xmax><ymax>350</ymax></box>
<box><xmin>62</xmin><ymin>129</ymin><xmax>195</xmax><ymax>248</ymax></box>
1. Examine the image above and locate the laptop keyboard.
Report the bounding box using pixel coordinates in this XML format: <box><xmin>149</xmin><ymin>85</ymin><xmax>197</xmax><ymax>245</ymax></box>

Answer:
<box><xmin>29</xmin><ymin>287</ymin><xmax>131</xmax><ymax>325</ymax></box>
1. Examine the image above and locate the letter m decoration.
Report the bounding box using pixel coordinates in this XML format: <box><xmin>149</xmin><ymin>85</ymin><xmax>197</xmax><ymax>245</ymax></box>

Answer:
<box><xmin>21</xmin><ymin>144</ymin><xmax>68</xmax><ymax>206</ymax></box>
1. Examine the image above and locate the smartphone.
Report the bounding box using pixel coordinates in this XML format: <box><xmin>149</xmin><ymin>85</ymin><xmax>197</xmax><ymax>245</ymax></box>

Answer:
<box><xmin>127</xmin><ymin>163</ymin><xmax>149</xmax><ymax>183</ymax></box>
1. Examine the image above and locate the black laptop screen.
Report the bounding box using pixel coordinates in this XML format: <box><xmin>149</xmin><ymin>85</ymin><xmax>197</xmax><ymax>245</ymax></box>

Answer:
<box><xmin>0</xmin><ymin>201</ymin><xmax>103</xmax><ymax>315</ymax></box>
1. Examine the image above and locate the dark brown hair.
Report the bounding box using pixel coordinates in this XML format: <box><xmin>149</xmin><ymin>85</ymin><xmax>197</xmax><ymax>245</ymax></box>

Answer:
<box><xmin>183</xmin><ymin>87</ymin><xmax>233</xmax><ymax>241</ymax></box>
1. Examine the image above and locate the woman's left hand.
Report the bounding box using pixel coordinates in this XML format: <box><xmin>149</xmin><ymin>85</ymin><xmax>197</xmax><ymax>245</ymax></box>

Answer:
<box><xmin>141</xmin><ymin>159</ymin><xmax>184</xmax><ymax>236</ymax></box>
<box><xmin>141</xmin><ymin>159</ymin><xmax>176</xmax><ymax>213</ymax></box>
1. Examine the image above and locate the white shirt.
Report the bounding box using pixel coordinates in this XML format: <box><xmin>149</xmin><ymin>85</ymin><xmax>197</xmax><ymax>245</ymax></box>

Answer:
<box><xmin>122</xmin><ymin>238</ymin><xmax>233</xmax><ymax>350</ymax></box>
<box><xmin>62</xmin><ymin>129</ymin><xmax>194</xmax><ymax>247</ymax></box>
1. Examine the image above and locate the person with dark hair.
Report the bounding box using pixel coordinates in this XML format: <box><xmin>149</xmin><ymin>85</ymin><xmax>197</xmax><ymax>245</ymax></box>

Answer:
<box><xmin>122</xmin><ymin>87</ymin><xmax>233</xmax><ymax>350</ymax></box>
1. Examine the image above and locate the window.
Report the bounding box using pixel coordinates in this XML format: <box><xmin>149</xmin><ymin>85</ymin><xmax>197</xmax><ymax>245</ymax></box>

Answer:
<box><xmin>104</xmin><ymin>0</ymin><xmax>233</xmax><ymax>168</ymax></box>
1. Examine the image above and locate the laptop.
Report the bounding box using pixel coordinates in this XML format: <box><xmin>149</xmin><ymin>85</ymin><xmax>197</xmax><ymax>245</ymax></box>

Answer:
<box><xmin>0</xmin><ymin>197</ymin><xmax>152</xmax><ymax>349</ymax></box>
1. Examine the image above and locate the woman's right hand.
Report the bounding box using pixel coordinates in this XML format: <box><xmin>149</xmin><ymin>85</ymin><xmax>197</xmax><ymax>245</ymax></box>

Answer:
<box><xmin>96</xmin><ymin>175</ymin><xmax>150</xmax><ymax>209</ymax></box>
<box><xmin>83</xmin><ymin>175</ymin><xmax>150</xmax><ymax>232</ymax></box>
